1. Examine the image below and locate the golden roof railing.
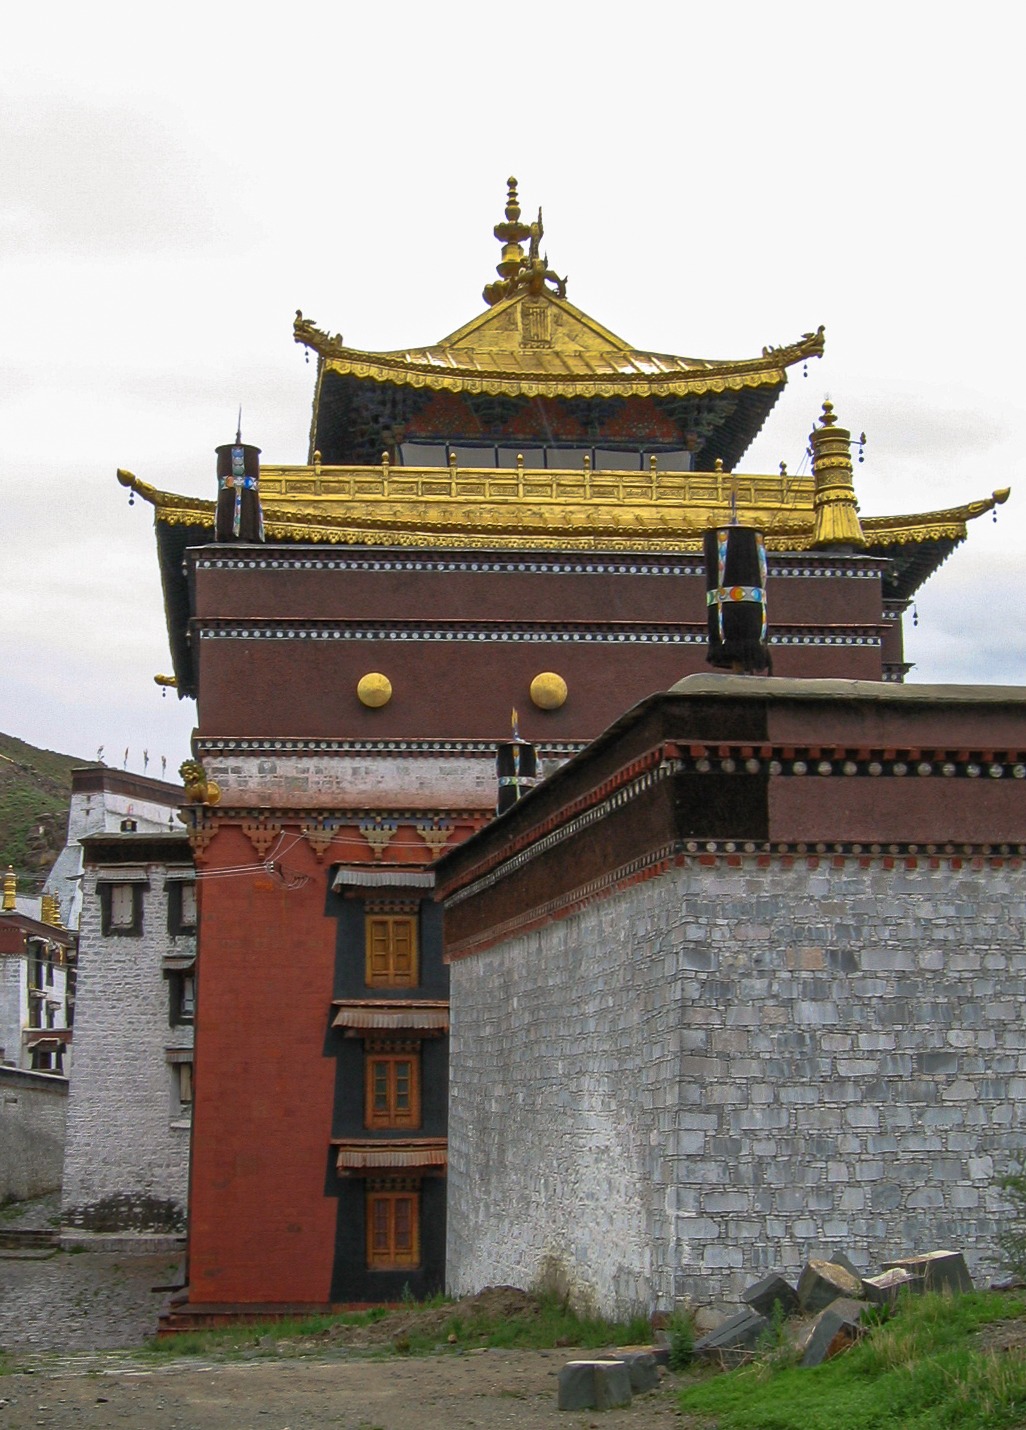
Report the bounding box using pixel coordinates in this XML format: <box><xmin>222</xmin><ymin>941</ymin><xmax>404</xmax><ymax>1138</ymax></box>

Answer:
<box><xmin>258</xmin><ymin>460</ymin><xmax>816</xmax><ymax>511</ymax></box>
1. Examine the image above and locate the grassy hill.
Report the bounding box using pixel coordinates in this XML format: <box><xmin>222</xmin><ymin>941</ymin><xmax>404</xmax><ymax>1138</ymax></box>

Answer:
<box><xmin>0</xmin><ymin>732</ymin><xmax>87</xmax><ymax>895</ymax></box>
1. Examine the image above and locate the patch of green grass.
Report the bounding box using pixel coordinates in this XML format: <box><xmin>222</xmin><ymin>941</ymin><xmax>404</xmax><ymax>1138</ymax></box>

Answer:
<box><xmin>400</xmin><ymin>1291</ymin><xmax>649</xmax><ymax>1355</ymax></box>
<box><xmin>142</xmin><ymin>1292</ymin><xmax>650</xmax><ymax>1362</ymax></box>
<box><xmin>680</xmin><ymin>1291</ymin><xmax>1026</xmax><ymax>1430</ymax></box>
<box><xmin>144</xmin><ymin>1306</ymin><xmax>390</xmax><ymax>1358</ymax></box>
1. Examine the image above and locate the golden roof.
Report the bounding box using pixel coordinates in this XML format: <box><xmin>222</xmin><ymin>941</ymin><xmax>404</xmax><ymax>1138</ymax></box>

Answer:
<box><xmin>294</xmin><ymin>305</ymin><xmax>826</xmax><ymax>402</ymax></box>
<box><xmin>292</xmin><ymin>178</ymin><xmax>824</xmax><ymax>402</ymax></box>
<box><xmin>117</xmin><ymin>462</ymin><xmax>1008</xmax><ymax>556</ymax></box>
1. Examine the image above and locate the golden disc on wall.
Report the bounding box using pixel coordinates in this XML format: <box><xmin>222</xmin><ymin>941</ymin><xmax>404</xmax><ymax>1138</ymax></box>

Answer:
<box><xmin>530</xmin><ymin>672</ymin><xmax>568</xmax><ymax>710</ymax></box>
<box><xmin>357</xmin><ymin>673</ymin><xmax>393</xmax><ymax>708</ymax></box>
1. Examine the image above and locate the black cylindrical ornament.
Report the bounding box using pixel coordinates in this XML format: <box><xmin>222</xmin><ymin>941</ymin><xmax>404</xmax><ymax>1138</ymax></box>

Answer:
<box><xmin>215</xmin><ymin>442</ymin><xmax>264</xmax><ymax>543</ymax></box>
<box><xmin>495</xmin><ymin>740</ymin><xmax>539</xmax><ymax>815</ymax></box>
<box><xmin>703</xmin><ymin>525</ymin><xmax>770</xmax><ymax>673</ymax></box>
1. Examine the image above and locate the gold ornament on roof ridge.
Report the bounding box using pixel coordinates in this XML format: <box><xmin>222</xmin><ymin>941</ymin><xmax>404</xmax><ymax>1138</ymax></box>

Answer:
<box><xmin>483</xmin><ymin>177</ymin><xmax>567</xmax><ymax>308</ymax></box>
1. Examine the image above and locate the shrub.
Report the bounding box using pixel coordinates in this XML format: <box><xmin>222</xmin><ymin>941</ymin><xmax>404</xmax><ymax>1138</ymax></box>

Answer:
<box><xmin>997</xmin><ymin>1157</ymin><xmax>1026</xmax><ymax>1278</ymax></box>
<box><xmin>667</xmin><ymin>1310</ymin><xmax>695</xmax><ymax>1370</ymax></box>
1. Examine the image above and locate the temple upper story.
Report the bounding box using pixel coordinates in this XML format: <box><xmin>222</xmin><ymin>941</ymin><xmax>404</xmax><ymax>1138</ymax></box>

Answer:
<box><xmin>292</xmin><ymin>177</ymin><xmax>825</xmax><ymax>473</ymax></box>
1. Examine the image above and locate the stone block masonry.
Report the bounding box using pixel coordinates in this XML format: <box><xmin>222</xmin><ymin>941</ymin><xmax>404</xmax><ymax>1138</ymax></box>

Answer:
<box><xmin>0</xmin><ymin>1066</ymin><xmax>67</xmax><ymax>1201</ymax></box>
<box><xmin>446</xmin><ymin>856</ymin><xmax>1026</xmax><ymax>1314</ymax></box>
<box><xmin>61</xmin><ymin>847</ymin><xmax>194</xmax><ymax>1236</ymax></box>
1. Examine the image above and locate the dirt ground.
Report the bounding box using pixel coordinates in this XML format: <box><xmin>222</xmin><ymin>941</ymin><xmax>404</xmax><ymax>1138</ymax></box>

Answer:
<box><xmin>0</xmin><ymin>1263</ymin><xmax>696</xmax><ymax>1430</ymax></box>
<box><xmin>0</xmin><ymin>1347</ymin><xmax>692</xmax><ymax>1430</ymax></box>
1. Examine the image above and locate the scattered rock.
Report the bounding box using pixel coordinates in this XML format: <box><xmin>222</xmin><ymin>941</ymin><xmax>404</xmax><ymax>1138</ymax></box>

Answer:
<box><xmin>618</xmin><ymin>1350</ymin><xmax>659</xmax><ymax>1393</ymax></box>
<box><xmin>742</xmin><ymin>1273</ymin><xmax>799</xmax><ymax>1319</ymax></box>
<box><xmin>556</xmin><ymin>1358</ymin><xmax>632</xmax><ymax>1411</ymax></box>
<box><xmin>881</xmin><ymin>1250</ymin><xmax>973</xmax><ymax>1296</ymax></box>
<box><xmin>694</xmin><ymin>1308</ymin><xmax>769</xmax><ymax>1361</ymax></box>
<box><xmin>797</xmin><ymin>1259</ymin><xmax>864</xmax><ymax>1314</ymax></box>
<box><xmin>800</xmin><ymin>1298</ymin><xmax>866</xmax><ymax>1368</ymax></box>
<box><xmin>862</xmin><ymin>1267</ymin><xmax>922</xmax><ymax>1305</ymax></box>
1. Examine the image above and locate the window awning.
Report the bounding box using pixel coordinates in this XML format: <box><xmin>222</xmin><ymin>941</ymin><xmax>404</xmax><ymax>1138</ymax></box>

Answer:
<box><xmin>333</xmin><ymin>1139</ymin><xmax>448</xmax><ymax>1173</ymax></box>
<box><xmin>332</xmin><ymin>869</ymin><xmax>435</xmax><ymax>891</ymax></box>
<box><xmin>162</xmin><ymin>955</ymin><xmax>197</xmax><ymax>972</ymax></box>
<box><xmin>163</xmin><ymin>870</ymin><xmax>196</xmax><ymax>885</ymax></box>
<box><xmin>165</xmin><ymin>1047</ymin><xmax>193</xmax><ymax>1064</ymax></box>
<box><xmin>24</xmin><ymin>1034</ymin><xmax>68</xmax><ymax>1049</ymax></box>
<box><xmin>95</xmin><ymin>868</ymin><xmax>150</xmax><ymax>884</ymax></box>
<box><xmin>331</xmin><ymin>1001</ymin><xmax>449</xmax><ymax>1035</ymax></box>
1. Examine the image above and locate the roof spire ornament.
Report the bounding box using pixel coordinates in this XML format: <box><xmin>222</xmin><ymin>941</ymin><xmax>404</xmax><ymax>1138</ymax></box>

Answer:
<box><xmin>483</xmin><ymin>177</ymin><xmax>567</xmax><ymax>307</ymax></box>
<box><xmin>809</xmin><ymin>399</ymin><xmax>867</xmax><ymax>550</ymax></box>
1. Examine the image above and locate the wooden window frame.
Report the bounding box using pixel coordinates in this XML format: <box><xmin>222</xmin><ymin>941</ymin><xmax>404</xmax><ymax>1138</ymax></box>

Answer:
<box><xmin>365</xmin><ymin>1186</ymin><xmax>420</xmax><ymax>1270</ymax></box>
<box><xmin>364</xmin><ymin>1048</ymin><xmax>421</xmax><ymax>1130</ymax></box>
<box><xmin>364</xmin><ymin>913</ymin><xmax>418</xmax><ymax>988</ymax></box>
<box><xmin>166</xmin><ymin>880</ymin><xmax>197</xmax><ymax>936</ymax></box>
<box><xmin>168</xmin><ymin>969</ymin><xmax>196</xmax><ymax>1026</ymax></box>
<box><xmin>100</xmin><ymin>882</ymin><xmax>144</xmax><ymax>937</ymax></box>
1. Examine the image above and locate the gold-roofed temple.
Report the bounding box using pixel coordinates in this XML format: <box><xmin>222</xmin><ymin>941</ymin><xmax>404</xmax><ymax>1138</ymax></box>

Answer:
<box><xmin>125</xmin><ymin>180</ymin><xmax>1015</xmax><ymax>1326</ymax></box>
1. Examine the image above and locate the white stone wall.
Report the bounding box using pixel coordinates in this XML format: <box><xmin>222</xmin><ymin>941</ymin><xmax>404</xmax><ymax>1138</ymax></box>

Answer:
<box><xmin>0</xmin><ymin>1066</ymin><xmax>67</xmax><ymax>1202</ymax></box>
<box><xmin>447</xmin><ymin>858</ymin><xmax>1026</xmax><ymax>1315</ymax></box>
<box><xmin>60</xmin><ymin>865</ymin><xmax>194</xmax><ymax>1233</ymax></box>
<box><xmin>0</xmin><ymin>957</ymin><xmax>25</xmax><ymax>1066</ymax></box>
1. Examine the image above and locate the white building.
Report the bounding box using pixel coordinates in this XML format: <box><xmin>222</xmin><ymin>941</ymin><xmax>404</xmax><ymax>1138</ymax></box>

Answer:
<box><xmin>60</xmin><ymin>827</ymin><xmax>196</xmax><ymax>1237</ymax></box>
<box><xmin>0</xmin><ymin>871</ymin><xmax>75</xmax><ymax>1075</ymax></box>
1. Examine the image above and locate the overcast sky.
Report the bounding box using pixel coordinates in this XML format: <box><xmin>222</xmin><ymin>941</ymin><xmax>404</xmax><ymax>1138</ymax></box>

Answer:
<box><xmin>2</xmin><ymin>3</ymin><xmax>1021</xmax><ymax>775</ymax></box>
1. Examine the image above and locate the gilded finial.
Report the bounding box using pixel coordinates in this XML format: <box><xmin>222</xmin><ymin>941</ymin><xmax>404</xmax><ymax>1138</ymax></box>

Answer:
<box><xmin>483</xmin><ymin>178</ymin><xmax>567</xmax><ymax>307</ymax></box>
<box><xmin>809</xmin><ymin>398</ymin><xmax>866</xmax><ymax>550</ymax></box>
<box><xmin>3</xmin><ymin>865</ymin><xmax>16</xmax><ymax>913</ymax></box>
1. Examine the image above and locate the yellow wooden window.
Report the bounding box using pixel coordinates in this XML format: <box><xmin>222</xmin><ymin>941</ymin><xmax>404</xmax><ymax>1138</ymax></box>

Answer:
<box><xmin>365</xmin><ymin>915</ymin><xmax>418</xmax><ymax>987</ymax></box>
<box><xmin>365</xmin><ymin>1053</ymin><xmax>420</xmax><ymax>1130</ymax></box>
<box><xmin>366</xmin><ymin>1190</ymin><xmax>420</xmax><ymax>1269</ymax></box>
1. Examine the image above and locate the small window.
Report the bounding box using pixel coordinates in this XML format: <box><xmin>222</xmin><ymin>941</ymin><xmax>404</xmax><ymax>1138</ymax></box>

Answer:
<box><xmin>179</xmin><ymin>883</ymin><xmax>197</xmax><ymax>928</ymax></box>
<box><xmin>111</xmin><ymin>884</ymin><xmax>134</xmax><ymax>927</ymax></box>
<box><xmin>31</xmin><ymin>1044</ymin><xmax>62</xmax><ymax>1074</ymax></box>
<box><xmin>166</xmin><ymin>879</ymin><xmax>196</xmax><ymax>937</ymax></box>
<box><xmin>365</xmin><ymin>1051</ymin><xmax>420</xmax><ymax>1130</ymax></box>
<box><xmin>366</xmin><ymin>1189</ymin><xmax>420</xmax><ymax>1270</ymax></box>
<box><xmin>168</xmin><ymin>969</ymin><xmax>196</xmax><ymax>1026</ymax></box>
<box><xmin>365</xmin><ymin>915</ymin><xmax>418</xmax><ymax>988</ymax></box>
<box><xmin>101</xmin><ymin>882</ymin><xmax>143</xmax><ymax>936</ymax></box>
<box><xmin>177</xmin><ymin>1062</ymin><xmax>193</xmax><ymax>1107</ymax></box>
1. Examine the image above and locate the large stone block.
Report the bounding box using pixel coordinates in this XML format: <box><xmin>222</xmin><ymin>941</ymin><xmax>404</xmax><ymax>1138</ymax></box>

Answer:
<box><xmin>741</xmin><ymin>1273</ymin><xmax>799</xmax><ymax>1318</ymax></box>
<box><xmin>594</xmin><ymin>1360</ymin><xmax>633</xmax><ymax>1410</ymax></box>
<box><xmin>619</xmin><ymin>1350</ymin><xmax>659</xmax><ymax>1393</ymax></box>
<box><xmin>797</xmin><ymin>1259</ymin><xmax>864</xmax><ymax>1314</ymax></box>
<box><xmin>800</xmin><ymin>1298</ymin><xmax>867</xmax><ymax>1368</ymax></box>
<box><xmin>557</xmin><ymin>1362</ymin><xmax>596</xmax><ymax>1411</ymax></box>
<box><xmin>694</xmin><ymin>1308</ymin><xmax>769</xmax><ymax>1360</ymax></box>
<box><xmin>557</xmin><ymin>1359</ymin><xmax>633</xmax><ymax>1411</ymax></box>
<box><xmin>862</xmin><ymin>1266</ymin><xmax>922</xmax><ymax>1305</ymax></box>
<box><xmin>881</xmin><ymin>1250</ymin><xmax>973</xmax><ymax>1295</ymax></box>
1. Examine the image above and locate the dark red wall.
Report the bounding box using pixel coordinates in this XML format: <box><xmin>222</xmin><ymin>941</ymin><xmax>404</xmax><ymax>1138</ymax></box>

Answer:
<box><xmin>189</xmin><ymin>827</ymin><xmax>338</xmax><ymax>1305</ymax></box>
